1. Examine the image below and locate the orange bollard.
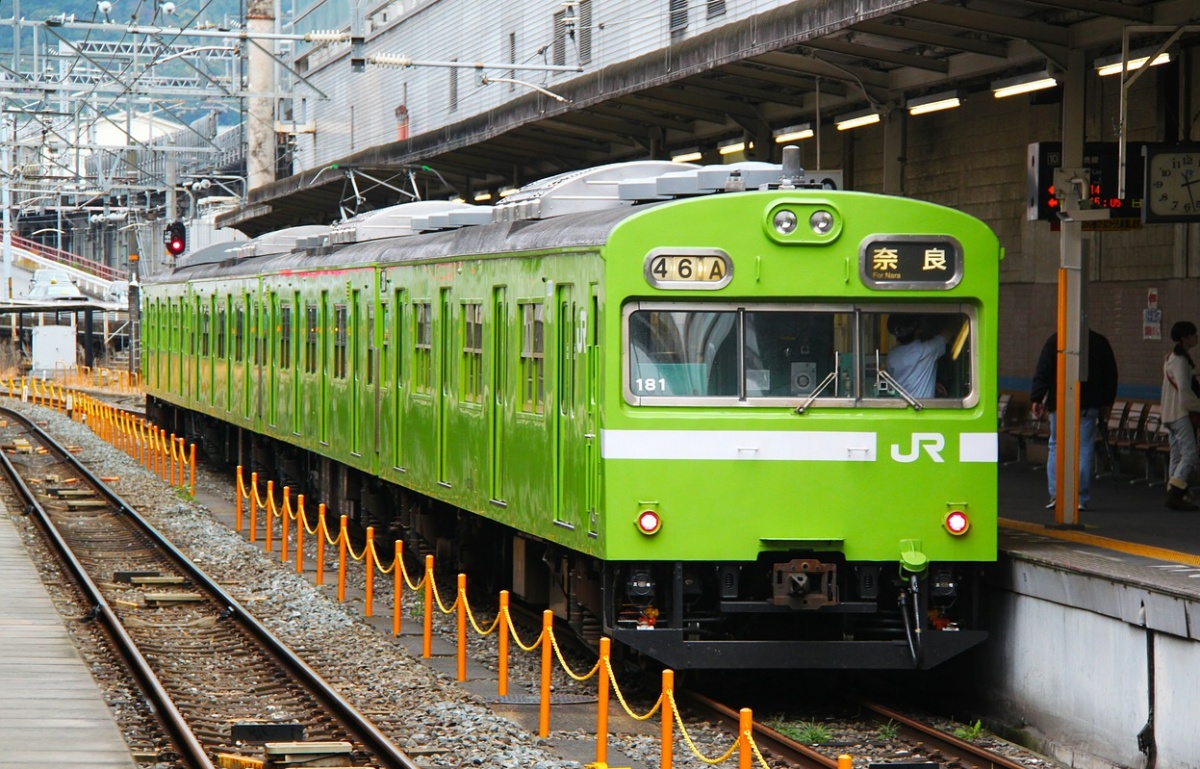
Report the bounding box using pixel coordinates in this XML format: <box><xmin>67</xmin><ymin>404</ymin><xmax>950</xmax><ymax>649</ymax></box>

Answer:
<box><xmin>264</xmin><ymin>481</ymin><xmax>275</xmax><ymax>553</ymax></box>
<box><xmin>596</xmin><ymin>637</ymin><xmax>610</xmax><ymax>765</ymax></box>
<box><xmin>456</xmin><ymin>573</ymin><xmax>467</xmax><ymax>682</ymax></box>
<box><xmin>315</xmin><ymin>507</ymin><xmax>326</xmax><ymax>585</ymax></box>
<box><xmin>423</xmin><ymin>555</ymin><xmax>434</xmax><ymax>659</ymax></box>
<box><xmin>498</xmin><ymin>591</ymin><xmax>509</xmax><ymax>697</ymax></box>
<box><xmin>280</xmin><ymin>487</ymin><xmax>291</xmax><ymax>562</ymax></box>
<box><xmin>160</xmin><ymin>429</ymin><xmax>169</xmax><ymax>482</ymax></box>
<box><xmin>168</xmin><ymin>433</ymin><xmax>177</xmax><ymax>485</ymax></box>
<box><xmin>337</xmin><ymin>513</ymin><xmax>347</xmax><ymax>600</ymax></box>
<box><xmin>249</xmin><ymin>472</ymin><xmax>259</xmax><ymax>542</ymax></box>
<box><xmin>235</xmin><ymin>465</ymin><xmax>244</xmax><ymax>531</ymax></box>
<box><xmin>189</xmin><ymin>443</ymin><xmax>196</xmax><ymax>497</ymax></box>
<box><xmin>296</xmin><ymin>496</ymin><xmax>306</xmax><ymax>573</ymax></box>
<box><xmin>364</xmin><ymin>527</ymin><xmax>376</xmax><ymax>618</ymax></box>
<box><xmin>838</xmin><ymin>755</ymin><xmax>852</xmax><ymax>769</ymax></box>
<box><xmin>539</xmin><ymin>609</ymin><xmax>553</xmax><ymax>738</ymax></box>
<box><xmin>739</xmin><ymin>708</ymin><xmax>753</xmax><ymax>769</ymax></box>
<box><xmin>662</xmin><ymin>669</ymin><xmax>675</xmax><ymax>769</ymax></box>
<box><xmin>393</xmin><ymin>541</ymin><xmax>403</xmax><ymax>637</ymax></box>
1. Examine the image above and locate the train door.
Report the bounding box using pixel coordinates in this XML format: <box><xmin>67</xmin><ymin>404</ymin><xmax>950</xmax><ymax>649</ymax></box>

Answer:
<box><xmin>585</xmin><ymin>288</ymin><xmax>600</xmax><ymax>537</ymax></box>
<box><xmin>555</xmin><ymin>284</ymin><xmax>586</xmax><ymax>529</ymax></box>
<box><xmin>366</xmin><ymin>297</ymin><xmax>380</xmax><ymax>463</ymax></box>
<box><xmin>351</xmin><ymin>289</ymin><xmax>362</xmax><ymax>456</ymax></box>
<box><xmin>390</xmin><ymin>288</ymin><xmax>406</xmax><ymax>470</ymax></box>
<box><xmin>437</xmin><ymin>288</ymin><xmax>452</xmax><ymax>485</ymax></box>
<box><xmin>320</xmin><ymin>290</ymin><xmax>330</xmax><ymax>444</ymax></box>
<box><xmin>489</xmin><ymin>287</ymin><xmax>507</xmax><ymax>504</ymax></box>
<box><xmin>267</xmin><ymin>292</ymin><xmax>278</xmax><ymax>428</ymax></box>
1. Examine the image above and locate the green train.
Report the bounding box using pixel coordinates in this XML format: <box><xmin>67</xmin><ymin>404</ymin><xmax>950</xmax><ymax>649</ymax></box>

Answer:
<box><xmin>142</xmin><ymin>152</ymin><xmax>1000</xmax><ymax>669</ymax></box>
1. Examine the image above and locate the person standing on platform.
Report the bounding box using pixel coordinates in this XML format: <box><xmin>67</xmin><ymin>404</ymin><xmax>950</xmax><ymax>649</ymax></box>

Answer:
<box><xmin>1161</xmin><ymin>320</ymin><xmax>1200</xmax><ymax>511</ymax></box>
<box><xmin>1029</xmin><ymin>329</ymin><xmax>1119</xmax><ymax>511</ymax></box>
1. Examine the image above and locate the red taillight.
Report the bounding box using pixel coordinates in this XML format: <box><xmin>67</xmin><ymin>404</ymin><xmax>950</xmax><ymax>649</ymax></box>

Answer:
<box><xmin>944</xmin><ymin>510</ymin><xmax>970</xmax><ymax>535</ymax></box>
<box><xmin>636</xmin><ymin>510</ymin><xmax>661</xmax><ymax>535</ymax></box>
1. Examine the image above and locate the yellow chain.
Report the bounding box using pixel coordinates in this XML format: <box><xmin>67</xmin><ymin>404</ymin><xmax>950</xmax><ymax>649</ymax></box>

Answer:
<box><xmin>460</xmin><ymin>587</ymin><xmax>502</xmax><ymax>635</ymax></box>
<box><xmin>345</xmin><ymin>534</ymin><xmax>368</xmax><ymax>561</ymax></box>
<box><xmin>430</xmin><ymin>577</ymin><xmax>458</xmax><ymax>614</ymax></box>
<box><xmin>603</xmin><ymin>655</ymin><xmax>662</xmax><ymax>721</ymax></box>
<box><xmin>548</xmin><ymin>628</ymin><xmax>600</xmax><ymax>681</ymax></box>
<box><xmin>320</xmin><ymin>513</ymin><xmax>338</xmax><ymax>542</ymax></box>
<box><xmin>503</xmin><ymin>607</ymin><xmax>544</xmax><ymax>652</ymax></box>
<box><xmin>398</xmin><ymin>554</ymin><xmax>424</xmax><ymax>591</ymax></box>
<box><xmin>665</xmin><ymin>689</ymin><xmax>739</xmax><ymax>765</ymax></box>
<box><xmin>371</xmin><ymin>543</ymin><xmax>396</xmax><ymax>574</ymax></box>
<box><xmin>746</xmin><ymin>729</ymin><xmax>774</xmax><ymax>769</ymax></box>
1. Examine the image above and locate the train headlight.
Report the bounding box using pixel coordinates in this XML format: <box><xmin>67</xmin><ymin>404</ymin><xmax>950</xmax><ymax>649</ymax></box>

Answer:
<box><xmin>809</xmin><ymin>210</ymin><xmax>835</xmax><ymax>234</ymax></box>
<box><xmin>764</xmin><ymin>201</ymin><xmax>842</xmax><ymax>244</ymax></box>
<box><xmin>944</xmin><ymin>510</ymin><xmax>970</xmax><ymax>535</ymax></box>
<box><xmin>636</xmin><ymin>510</ymin><xmax>662</xmax><ymax>535</ymax></box>
<box><xmin>772</xmin><ymin>210</ymin><xmax>798</xmax><ymax>235</ymax></box>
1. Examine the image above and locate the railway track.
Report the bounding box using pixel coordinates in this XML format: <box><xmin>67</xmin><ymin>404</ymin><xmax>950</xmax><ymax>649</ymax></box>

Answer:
<box><xmin>0</xmin><ymin>406</ymin><xmax>418</xmax><ymax>769</ymax></box>
<box><xmin>682</xmin><ymin>691</ymin><xmax>1034</xmax><ymax>769</ymax></box>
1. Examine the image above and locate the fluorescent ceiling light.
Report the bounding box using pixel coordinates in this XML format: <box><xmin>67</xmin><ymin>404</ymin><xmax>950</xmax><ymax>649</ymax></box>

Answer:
<box><xmin>773</xmin><ymin>123</ymin><xmax>814</xmax><ymax>143</ymax></box>
<box><xmin>835</xmin><ymin>109</ymin><xmax>880</xmax><ymax>131</ymax></box>
<box><xmin>992</xmin><ymin>71</ymin><xmax>1058</xmax><ymax>98</ymax></box>
<box><xmin>1095</xmin><ymin>49</ymin><xmax>1170</xmax><ymax>77</ymax></box>
<box><xmin>473</xmin><ymin>191</ymin><xmax>492</xmax><ymax>202</ymax></box>
<box><xmin>907</xmin><ymin>90</ymin><xmax>965</xmax><ymax>116</ymax></box>
<box><xmin>718</xmin><ymin>139</ymin><xmax>748</xmax><ymax>155</ymax></box>
<box><xmin>671</xmin><ymin>149</ymin><xmax>703</xmax><ymax>163</ymax></box>
<box><xmin>498</xmin><ymin>186</ymin><xmax>519</xmax><ymax>198</ymax></box>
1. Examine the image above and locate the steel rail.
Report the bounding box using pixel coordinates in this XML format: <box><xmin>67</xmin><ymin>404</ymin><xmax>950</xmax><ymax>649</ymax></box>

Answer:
<box><xmin>681</xmin><ymin>691</ymin><xmax>838</xmax><ymax>769</ymax></box>
<box><xmin>2</xmin><ymin>406</ymin><xmax>422</xmax><ymax>769</ymax></box>
<box><xmin>0</xmin><ymin>411</ymin><xmax>213</xmax><ymax>769</ymax></box>
<box><xmin>860</xmin><ymin>700</ymin><xmax>1030</xmax><ymax>769</ymax></box>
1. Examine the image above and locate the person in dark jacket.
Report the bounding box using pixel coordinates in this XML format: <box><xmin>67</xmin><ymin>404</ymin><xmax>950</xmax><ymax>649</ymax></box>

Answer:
<box><xmin>1029</xmin><ymin>329</ymin><xmax>1119</xmax><ymax>511</ymax></box>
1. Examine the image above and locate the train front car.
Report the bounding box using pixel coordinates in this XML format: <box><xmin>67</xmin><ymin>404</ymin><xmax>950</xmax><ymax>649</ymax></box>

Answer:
<box><xmin>598</xmin><ymin>178</ymin><xmax>999</xmax><ymax>669</ymax></box>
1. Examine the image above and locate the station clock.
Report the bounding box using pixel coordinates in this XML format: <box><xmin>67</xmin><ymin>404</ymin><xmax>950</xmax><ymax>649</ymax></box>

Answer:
<box><xmin>1144</xmin><ymin>144</ymin><xmax>1200</xmax><ymax>223</ymax></box>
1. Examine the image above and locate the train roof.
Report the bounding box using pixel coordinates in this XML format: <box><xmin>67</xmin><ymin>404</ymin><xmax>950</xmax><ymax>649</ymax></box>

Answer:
<box><xmin>145</xmin><ymin>154</ymin><xmax>842</xmax><ymax>285</ymax></box>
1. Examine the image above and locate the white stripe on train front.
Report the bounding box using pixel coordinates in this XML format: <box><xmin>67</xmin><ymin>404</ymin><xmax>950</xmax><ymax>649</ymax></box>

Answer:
<box><xmin>600</xmin><ymin>430</ymin><xmax>998</xmax><ymax>463</ymax></box>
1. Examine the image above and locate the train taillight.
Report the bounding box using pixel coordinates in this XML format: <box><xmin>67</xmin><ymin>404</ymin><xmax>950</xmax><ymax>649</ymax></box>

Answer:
<box><xmin>944</xmin><ymin>510</ymin><xmax>970</xmax><ymax>535</ymax></box>
<box><xmin>636</xmin><ymin>510</ymin><xmax>661</xmax><ymax>535</ymax></box>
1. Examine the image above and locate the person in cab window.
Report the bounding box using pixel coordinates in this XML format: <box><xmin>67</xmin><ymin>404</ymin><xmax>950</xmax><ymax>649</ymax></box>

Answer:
<box><xmin>885</xmin><ymin>314</ymin><xmax>952</xmax><ymax>399</ymax></box>
<box><xmin>1161</xmin><ymin>320</ymin><xmax>1200</xmax><ymax>511</ymax></box>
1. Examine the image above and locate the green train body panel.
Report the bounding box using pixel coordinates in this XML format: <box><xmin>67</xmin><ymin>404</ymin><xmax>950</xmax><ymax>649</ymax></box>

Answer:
<box><xmin>142</xmin><ymin>187</ymin><xmax>998</xmax><ymax>571</ymax></box>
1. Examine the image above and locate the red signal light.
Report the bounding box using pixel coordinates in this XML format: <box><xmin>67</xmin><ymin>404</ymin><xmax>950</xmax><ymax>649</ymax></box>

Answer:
<box><xmin>944</xmin><ymin>510</ymin><xmax>970</xmax><ymax>536</ymax></box>
<box><xmin>636</xmin><ymin>510</ymin><xmax>661</xmax><ymax>535</ymax></box>
<box><xmin>164</xmin><ymin>221</ymin><xmax>187</xmax><ymax>256</ymax></box>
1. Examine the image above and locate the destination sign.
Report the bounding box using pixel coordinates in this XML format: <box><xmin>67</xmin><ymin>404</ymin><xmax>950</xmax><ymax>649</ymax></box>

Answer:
<box><xmin>860</xmin><ymin>236</ymin><xmax>962</xmax><ymax>290</ymax></box>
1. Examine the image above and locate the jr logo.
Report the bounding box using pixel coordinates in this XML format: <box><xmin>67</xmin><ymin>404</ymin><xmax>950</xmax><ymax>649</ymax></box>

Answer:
<box><xmin>890</xmin><ymin>433</ymin><xmax>945</xmax><ymax>463</ymax></box>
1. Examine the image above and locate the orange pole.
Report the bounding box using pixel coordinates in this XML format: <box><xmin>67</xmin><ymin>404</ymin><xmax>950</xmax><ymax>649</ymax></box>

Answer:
<box><xmin>662</xmin><ymin>669</ymin><xmax>674</xmax><ymax>769</ymax></box>
<box><xmin>168</xmin><ymin>433</ymin><xmax>177</xmax><ymax>486</ymax></box>
<box><xmin>456</xmin><ymin>573</ymin><xmax>467</xmax><ymax>682</ymax></box>
<box><xmin>838</xmin><ymin>756</ymin><xmax>852</xmax><ymax>769</ymax></box>
<box><xmin>248</xmin><ymin>471</ymin><xmax>259</xmax><ymax>542</ymax></box>
<box><xmin>296</xmin><ymin>496</ymin><xmax>306</xmax><ymax>573</ymax></box>
<box><xmin>177</xmin><ymin>438</ymin><xmax>186</xmax><ymax>485</ymax></box>
<box><xmin>189</xmin><ymin>443</ymin><xmax>196</xmax><ymax>497</ymax></box>
<box><xmin>539</xmin><ymin>609</ymin><xmax>553</xmax><ymax>738</ymax></box>
<box><xmin>596</xmin><ymin>637</ymin><xmax>610</xmax><ymax>765</ymax></box>
<box><xmin>739</xmin><ymin>708</ymin><xmax>752</xmax><ymax>769</ymax></box>
<box><xmin>235</xmin><ymin>465</ymin><xmax>244</xmax><ymax>531</ymax></box>
<box><xmin>280</xmin><ymin>487</ymin><xmax>291</xmax><ymax>562</ymax></box>
<box><xmin>393</xmin><ymin>541</ymin><xmax>403</xmax><ymax>637</ymax></box>
<box><xmin>315</xmin><ymin>507</ymin><xmax>326</xmax><ymax>585</ymax></box>
<box><xmin>337</xmin><ymin>513</ymin><xmax>348</xmax><ymax>601</ymax></box>
<box><xmin>364</xmin><ymin>527</ymin><xmax>376</xmax><ymax>617</ymax></box>
<box><xmin>264</xmin><ymin>481</ymin><xmax>275</xmax><ymax>552</ymax></box>
<box><xmin>160</xmin><ymin>429</ymin><xmax>169</xmax><ymax>482</ymax></box>
<box><xmin>423</xmin><ymin>555</ymin><xmax>434</xmax><ymax>659</ymax></box>
<box><xmin>498</xmin><ymin>591</ymin><xmax>509</xmax><ymax>697</ymax></box>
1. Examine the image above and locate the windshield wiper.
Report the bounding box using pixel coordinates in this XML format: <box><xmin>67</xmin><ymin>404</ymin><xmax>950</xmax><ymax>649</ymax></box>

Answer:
<box><xmin>875</xmin><ymin>350</ymin><xmax>923</xmax><ymax>411</ymax></box>
<box><xmin>795</xmin><ymin>352</ymin><xmax>840</xmax><ymax>414</ymax></box>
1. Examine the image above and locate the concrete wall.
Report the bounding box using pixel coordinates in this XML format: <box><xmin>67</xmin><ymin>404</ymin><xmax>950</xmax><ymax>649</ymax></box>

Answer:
<box><xmin>981</xmin><ymin>555</ymin><xmax>1200</xmax><ymax>769</ymax></box>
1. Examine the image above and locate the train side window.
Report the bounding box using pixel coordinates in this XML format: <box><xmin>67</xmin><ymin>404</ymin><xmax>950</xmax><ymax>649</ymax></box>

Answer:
<box><xmin>519</xmin><ymin>302</ymin><xmax>545</xmax><ymax>413</ymax></box>
<box><xmin>367</xmin><ymin>303</ymin><xmax>376</xmax><ymax>386</ymax></box>
<box><xmin>415</xmin><ymin>302</ymin><xmax>433</xmax><ymax>393</ymax></box>
<box><xmin>200</xmin><ymin>307</ymin><xmax>210</xmax><ymax>356</ymax></box>
<box><xmin>234</xmin><ymin>306</ymin><xmax>245</xmax><ymax>363</ymax></box>
<box><xmin>334</xmin><ymin>304</ymin><xmax>348</xmax><ymax>379</ymax></box>
<box><xmin>462</xmin><ymin>302</ymin><xmax>483</xmax><ymax>404</ymax></box>
<box><xmin>216</xmin><ymin>307</ymin><xmax>227</xmax><ymax>359</ymax></box>
<box><xmin>305</xmin><ymin>304</ymin><xmax>318</xmax><ymax>374</ymax></box>
<box><xmin>279</xmin><ymin>305</ymin><xmax>292</xmax><ymax>369</ymax></box>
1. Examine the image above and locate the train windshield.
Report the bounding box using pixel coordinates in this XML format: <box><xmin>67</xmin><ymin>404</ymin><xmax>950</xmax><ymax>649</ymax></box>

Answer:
<box><xmin>625</xmin><ymin>304</ymin><xmax>975</xmax><ymax>407</ymax></box>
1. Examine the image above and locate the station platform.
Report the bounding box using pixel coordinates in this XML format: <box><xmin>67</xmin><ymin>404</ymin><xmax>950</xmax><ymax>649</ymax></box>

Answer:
<box><xmin>0</xmin><ymin>506</ymin><xmax>137</xmax><ymax>768</ymax></box>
